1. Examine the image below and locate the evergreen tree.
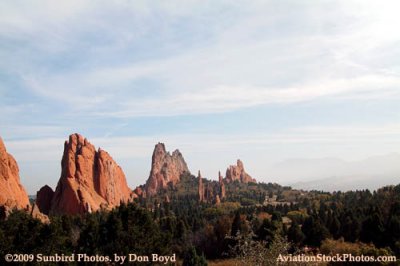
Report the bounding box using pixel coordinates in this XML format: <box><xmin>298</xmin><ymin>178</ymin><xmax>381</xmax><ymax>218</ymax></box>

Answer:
<box><xmin>183</xmin><ymin>246</ymin><xmax>207</xmax><ymax>266</ymax></box>
<box><xmin>302</xmin><ymin>216</ymin><xmax>330</xmax><ymax>246</ymax></box>
<box><xmin>360</xmin><ymin>212</ymin><xmax>385</xmax><ymax>247</ymax></box>
<box><xmin>255</xmin><ymin>218</ymin><xmax>276</xmax><ymax>244</ymax></box>
<box><xmin>329</xmin><ymin>214</ymin><xmax>341</xmax><ymax>239</ymax></box>
<box><xmin>231</xmin><ymin>211</ymin><xmax>242</xmax><ymax>236</ymax></box>
<box><xmin>287</xmin><ymin>221</ymin><xmax>305</xmax><ymax>246</ymax></box>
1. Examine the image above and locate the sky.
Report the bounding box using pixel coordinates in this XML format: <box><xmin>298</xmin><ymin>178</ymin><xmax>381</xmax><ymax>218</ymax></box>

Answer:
<box><xmin>1</xmin><ymin>1</ymin><xmax>400</xmax><ymax>194</ymax></box>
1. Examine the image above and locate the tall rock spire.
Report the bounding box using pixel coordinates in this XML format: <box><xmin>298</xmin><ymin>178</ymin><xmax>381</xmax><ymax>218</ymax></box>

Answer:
<box><xmin>145</xmin><ymin>143</ymin><xmax>189</xmax><ymax>197</ymax></box>
<box><xmin>219</xmin><ymin>171</ymin><xmax>226</xmax><ymax>199</ymax></box>
<box><xmin>225</xmin><ymin>159</ymin><xmax>256</xmax><ymax>183</ymax></box>
<box><xmin>37</xmin><ymin>133</ymin><xmax>133</xmax><ymax>215</ymax></box>
<box><xmin>198</xmin><ymin>170</ymin><xmax>204</xmax><ymax>202</ymax></box>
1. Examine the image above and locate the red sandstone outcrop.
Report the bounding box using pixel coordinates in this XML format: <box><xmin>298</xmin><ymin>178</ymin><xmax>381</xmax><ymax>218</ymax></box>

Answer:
<box><xmin>205</xmin><ymin>183</ymin><xmax>214</xmax><ymax>203</ymax></box>
<box><xmin>30</xmin><ymin>203</ymin><xmax>50</xmax><ymax>223</ymax></box>
<box><xmin>198</xmin><ymin>171</ymin><xmax>204</xmax><ymax>202</ymax></box>
<box><xmin>133</xmin><ymin>186</ymin><xmax>145</xmax><ymax>198</ymax></box>
<box><xmin>225</xmin><ymin>159</ymin><xmax>256</xmax><ymax>183</ymax></box>
<box><xmin>36</xmin><ymin>185</ymin><xmax>54</xmax><ymax>215</ymax></box>
<box><xmin>145</xmin><ymin>143</ymin><xmax>189</xmax><ymax>196</ymax></box>
<box><xmin>198</xmin><ymin>171</ymin><xmax>224</xmax><ymax>204</ymax></box>
<box><xmin>43</xmin><ymin>133</ymin><xmax>133</xmax><ymax>215</ymax></box>
<box><xmin>0</xmin><ymin>137</ymin><xmax>30</xmax><ymax>210</ymax></box>
<box><xmin>164</xmin><ymin>194</ymin><xmax>170</xmax><ymax>203</ymax></box>
<box><xmin>219</xmin><ymin>171</ymin><xmax>226</xmax><ymax>199</ymax></box>
<box><xmin>215</xmin><ymin>195</ymin><xmax>221</xmax><ymax>205</ymax></box>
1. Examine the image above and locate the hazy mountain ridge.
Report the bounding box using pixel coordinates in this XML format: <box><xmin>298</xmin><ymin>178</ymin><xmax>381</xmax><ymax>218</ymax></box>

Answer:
<box><xmin>267</xmin><ymin>153</ymin><xmax>400</xmax><ymax>191</ymax></box>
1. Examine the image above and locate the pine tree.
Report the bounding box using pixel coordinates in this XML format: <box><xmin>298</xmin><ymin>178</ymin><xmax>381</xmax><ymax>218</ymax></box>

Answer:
<box><xmin>183</xmin><ymin>246</ymin><xmax>207</xmax><ymax>266</ymax></box>
<box><xmin>287</xmin><ymin>221</ymin><xmax>305</xmax><ymax>246</ymax></box>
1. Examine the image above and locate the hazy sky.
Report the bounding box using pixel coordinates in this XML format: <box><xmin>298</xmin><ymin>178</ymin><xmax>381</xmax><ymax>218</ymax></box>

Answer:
<box><xmin>1</xmin><ymin>1</ymin><xmax>400</xmax><ymax>194</ymax></box>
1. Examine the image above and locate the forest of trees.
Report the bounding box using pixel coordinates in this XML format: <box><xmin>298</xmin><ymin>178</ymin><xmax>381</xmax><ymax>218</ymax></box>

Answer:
<box><xmin>1</xmin><ymin>180</ymin><xmax>400</xmax><ymax>265</ymax></box>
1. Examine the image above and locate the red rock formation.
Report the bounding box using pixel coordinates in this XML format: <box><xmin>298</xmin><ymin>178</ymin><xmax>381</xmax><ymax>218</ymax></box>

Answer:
<box><xmin>30</xmin><ymin>203</ymin><xmax>50</xmax><ymax>223</ymax></box>
<box><xmin>218</xmin><ymin>171</ymin><xmax>223</xmax><ymax>183</ymax></box>
<box><xmin>0</xmin><ymin>137</ymin><xmax>30</xmax><ymax>210</ymax></box>
<box><xmin>95</xmin><ymin>148</ymin><xmax>132</xmax><ymax>205</ymax></box>
<box><xmin>36</xmin><ymin>185</ymin><xmax>54</xmax><ymax>215</ymax></box>
<box><xmin>225</xmin><ymin>159</ymin><xmax>256</xmax><ymax>183</ymax></box>
<box><xmin>49</xmin><ymin>133</ymin><xmax>133</xmax><ymax>215</ymax></box>
<box><xmin>145</xmin><ymin>143</ymin><xmax>189</xmax><ymax>196</ymax></box>
<box><xmin>215</xmin><ymin>195</ymin><xmax>221</xmax><ymax>205</ymax></box>
<box><xmin>133</xmin><ymin>186</ymin><xmax>144</xmax><ymax>198</ymax></box>
<box><xmin>198</xmin><ymin>170</ymin><xmax>204</xmax><ymax>202</ymax></box>
<box><xmin>219</xmin><ymin>171</ymin><xmax>226</xmax><ymax>199</ymax></box>
<box><xmin>205</xmin><ymin>183</ymin><xmax>214</xmax><ymax>203</ymax></box>
<box><xmin>164</xmin><ymin>194</ymin><xmax>170</xmax><ymax>203</ymax></box>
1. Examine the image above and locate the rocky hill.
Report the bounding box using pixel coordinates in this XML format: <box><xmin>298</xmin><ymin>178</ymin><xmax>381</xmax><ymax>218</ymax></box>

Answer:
<box><xmin>144</xmin><ymin>143</ymin><xmax>190</xmax><ymax>197</ymax></box>
<box><xmin>37</xmin><ymin>133</ymin><xmax>134</xmax><ymax>215</ymax></box>
<box><xmin>226</xmin><ymin>159</ymin><xmax>256</xmax><ymax>183</ymax></box>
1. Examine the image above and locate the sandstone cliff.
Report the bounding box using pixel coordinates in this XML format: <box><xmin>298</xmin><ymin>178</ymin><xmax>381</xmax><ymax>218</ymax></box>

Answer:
<box><xmin>198</xmin><ymin>170</ymin><xmax>204</xmax><ymax>202</ymax></box>
<box><xmin>145</xmin><ymin>143</ymin><xmax>189</xmax><ymax>196</ymax></box>
<box><xmin>225</xmin><ymin>159</ymin><xmax>256</xmax><ymax>183</ymax></box>
<box><xmin>40</xmin><ymin>133</ymin><xmax>133</xmax><ymax>215</ymax></box>
<box><xmin>0</xmin><ymin>137</ymin><xmax>30</xmax><ymax>210</ymax></box>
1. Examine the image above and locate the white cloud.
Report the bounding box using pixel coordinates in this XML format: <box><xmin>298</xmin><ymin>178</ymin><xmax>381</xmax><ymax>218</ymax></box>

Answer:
<box><xmin>0</xmin><ymin>125</ymin><xmax>67</xmax><ymax>140</ymax></box>
<box><xmin>5</xmin><ymin>138</ymin><xmax>65</xmax><ymax>163</ymax></box>
<box><xmin>7</xmin><ymin>123</ymin><xmax>400</xmax><ymax>162</ymax></box>
<box><xmin>90</xmin><ymin>73</ymin><xmax>400</xmax><ymax>117</ymax></box>
<box><xmin>1</xmin><ymin>1</ymin><xmax>398</xmax><ymax>117</ymax></box>
<box><xmin>3</xmin><ymin>1</ymin><xmax>400</xmax><ymax>192</ymax></box>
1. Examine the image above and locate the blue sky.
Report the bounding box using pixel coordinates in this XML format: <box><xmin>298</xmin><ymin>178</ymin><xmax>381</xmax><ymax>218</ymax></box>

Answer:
<box><xmin>1</xmin><ymin>1</ymin><xmax>400</xmax><ymax>194</ymax></box>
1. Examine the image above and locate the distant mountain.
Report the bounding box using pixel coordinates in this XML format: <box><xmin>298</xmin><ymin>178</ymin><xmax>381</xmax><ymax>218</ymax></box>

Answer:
<box><xmin>291</xmin><ymin>174</ymin><xmax>400</xmax><ymax>192</ymax></box>
<box><xmin>267</xmin><ymin>153</ymin><xmax>400</xmax><ymax>191</ymax></box>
